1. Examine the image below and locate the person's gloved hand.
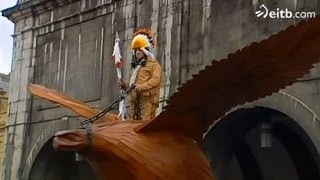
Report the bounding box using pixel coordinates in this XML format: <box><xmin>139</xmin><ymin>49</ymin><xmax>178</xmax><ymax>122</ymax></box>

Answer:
<box><xmin>117</xmin><ymin>79</ymin><xmax>126</xmax><ymax>89</ymax></box>
<box><xmin>135</xmin><ymin>84</ymin><xmax>144</xmax><ymax>92</ymax></box>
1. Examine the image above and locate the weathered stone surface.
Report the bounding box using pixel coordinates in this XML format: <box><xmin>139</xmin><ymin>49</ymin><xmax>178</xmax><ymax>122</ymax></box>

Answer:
<box><xmin>0</xmin><ymin>75</ymin><xmax>9</xmax><ymax>179</ymax></box>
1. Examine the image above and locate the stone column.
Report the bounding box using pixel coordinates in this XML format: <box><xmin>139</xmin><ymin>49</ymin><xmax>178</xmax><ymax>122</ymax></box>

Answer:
<box><xmin>2</xmin><ymin>6</ymin><xmax>35</xmax><ymax>180</ymax></box>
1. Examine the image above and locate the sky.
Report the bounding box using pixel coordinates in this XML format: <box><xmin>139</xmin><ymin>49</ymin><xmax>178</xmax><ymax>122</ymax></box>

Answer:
<box><xmin>0</xmin><ymin>0</ymin><xmax>16</xmax><ymax>75</ymax></box>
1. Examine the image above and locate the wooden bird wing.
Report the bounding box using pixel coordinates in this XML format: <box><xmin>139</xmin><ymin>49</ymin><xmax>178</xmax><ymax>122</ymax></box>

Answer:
<box><xmin>135</xmin><ymin>18</ymin><xmax>320</xmax><ymax>141</ymax></box>
<box><xmin>28</xmin><ymin>84</ymin><xmax>118</xmax><ymax>120</ymax></box>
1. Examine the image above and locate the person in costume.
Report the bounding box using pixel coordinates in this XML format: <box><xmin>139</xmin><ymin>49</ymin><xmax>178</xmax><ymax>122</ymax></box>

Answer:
<box><xmin>119</xmin><ymin>29</ymin><xmax>162</xmax><ymax>121</ymax></box>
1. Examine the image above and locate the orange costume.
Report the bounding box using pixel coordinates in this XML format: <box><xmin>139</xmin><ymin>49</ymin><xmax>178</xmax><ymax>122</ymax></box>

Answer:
<box><xmin>123</xmin><ymin>29</ymin><xmax>162</xmax><ymax>120</ymax></box>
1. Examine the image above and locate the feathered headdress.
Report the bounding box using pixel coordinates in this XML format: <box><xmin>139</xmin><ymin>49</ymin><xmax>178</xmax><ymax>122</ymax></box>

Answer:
<box><xmin>131</xmin><ymin>28</ymin><xmax>157</xmax><ymax>59</ymax></box>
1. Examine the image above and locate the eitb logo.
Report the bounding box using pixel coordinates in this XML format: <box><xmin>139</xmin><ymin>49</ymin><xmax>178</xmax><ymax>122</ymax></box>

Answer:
<box><xmin>255</xmin><ymin>4</ymin><xmax>316</xmax><ymax>19</ymax></box>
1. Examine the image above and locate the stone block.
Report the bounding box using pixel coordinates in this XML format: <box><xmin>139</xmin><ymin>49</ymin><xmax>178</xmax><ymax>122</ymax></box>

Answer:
<box><xmin>20</xmin><ymin>62</ymin><xmax>31</xmax><ymax>83</ymax></box>
<box><xmin>9</xmin><ymin>62</ymin><xmax>21</xmax><ymax>103</ymax></box>
<box><xmin>17</xmin><ymin>85</ymin><xmax>28</xmax><ymax>102</ymax></box>
<box><xmin>17</xmin><ymin>100</ymin><xmax>28</xmax><ymax>114</ymax></box>
<box><xmin>22</xmin><ymin>37</ymin><xmax>33</xmax><ymax>50</ymax></box>
<box><xmin>21</xmin><ymin>49</ymin><xmax>31</xmax><ymax>61</ymax></box>
<box><xmin>6</xmin><ymin>133</ymin><xmax>14</xmax><ymax>145</ymax></box>
<box><xmin>16</xmin><ymin>112</ymin><xmax>27</xmax><ymax>124</ymax></box>
<box><xmin>7</xmin><ymin>114</ymin><xmax>17</xmax><ymax>126</ymax></box>
<box><xmin>9</xmin><ymin>102</ymin><xmax>18</xmax><ymax>115</ymax></box>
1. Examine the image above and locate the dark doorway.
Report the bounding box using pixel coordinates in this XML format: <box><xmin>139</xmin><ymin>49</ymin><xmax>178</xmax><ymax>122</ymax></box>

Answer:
<box><xmin>203</xmin><ymin>107</ymin><xmax>320</xmax><ymax>180</ymax></box>
<box><xmin>29</xmin><ymin>138</ymin><xmax>96</xmax><ymax>180</ymax></box>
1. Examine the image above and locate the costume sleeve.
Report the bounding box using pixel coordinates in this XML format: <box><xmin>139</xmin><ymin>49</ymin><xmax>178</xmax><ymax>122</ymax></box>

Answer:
<box><xmin>139</xmin><ymin>62</ymin><xmax>162</xmax><ymax>91</ymax></box>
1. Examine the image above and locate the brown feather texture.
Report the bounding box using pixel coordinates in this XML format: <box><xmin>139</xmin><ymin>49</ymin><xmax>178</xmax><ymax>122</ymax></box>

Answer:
<box><xmin>136</xmin><ymin>17</ymin><xmax>320</xmax><ymax>142</ymax></box>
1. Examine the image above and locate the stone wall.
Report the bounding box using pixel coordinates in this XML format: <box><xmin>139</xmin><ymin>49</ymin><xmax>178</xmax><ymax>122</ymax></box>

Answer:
<box><xmin>0</xmin><ymin>91</ymin><xmax>8</xmax><ymax>179</ymax></box>
<box><xmin>0</xmin><ymin>73</ymin><xmax>10</xmax><ymax>179</ymax></box>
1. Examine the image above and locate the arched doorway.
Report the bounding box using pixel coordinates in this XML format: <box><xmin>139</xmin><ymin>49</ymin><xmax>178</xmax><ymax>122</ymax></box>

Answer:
<box><xmin>203</xmin><ymin>107</ymin><xmax>320</xmax><ymax>180</ymax></box>
<box><xmin>29</xmin><ymin>138</ymin><xmax>96</xmax><ymax>180</ymax></box>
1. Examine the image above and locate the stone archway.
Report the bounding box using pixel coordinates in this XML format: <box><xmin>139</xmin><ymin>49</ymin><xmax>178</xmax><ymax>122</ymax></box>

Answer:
<box><xmin>203</xmin><ymin>106</ymin><xmax>320</xmax><ymax>180</ymax></box>
<box><xmin>28</xmin><ymin>138</ymin><xmax>96</xmax><ymax>180</ymax></box>
<box><xmin>24</xmin><ymin>119</ymin><xmax>69</xmax><ymax>179</ymax></box>
<box><xmin>24</xmin><ymin>119</ymin><xmax>97</xmax><ymax>180</ymax></box>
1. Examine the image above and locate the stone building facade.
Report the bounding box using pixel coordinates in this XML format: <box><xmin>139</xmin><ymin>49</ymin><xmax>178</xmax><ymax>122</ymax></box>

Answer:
<box><xmin>2</xmin><ymin>0</ymin><xmax>320</xmax><ymax>179</ymax></box>
<box><xmin>0</xmin><ymin>92</ymin><xmax>8</xmax><ymax>179</ymax></box>
<box><xmin>0</xmin><ymin>73</ymin><xmax>10</xmax><ymax>178</ymax></box>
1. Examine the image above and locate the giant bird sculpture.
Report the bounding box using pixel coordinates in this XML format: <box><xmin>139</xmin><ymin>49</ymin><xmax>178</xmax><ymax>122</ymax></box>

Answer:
<box><xmin>28</xmin><ymin>18</ymin><xmax>320</xmax><ymax>180</ymax></box>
